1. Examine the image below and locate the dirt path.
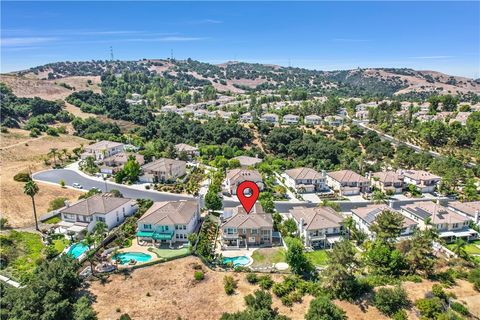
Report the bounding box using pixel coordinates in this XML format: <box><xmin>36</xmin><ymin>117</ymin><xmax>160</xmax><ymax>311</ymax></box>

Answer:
<box><xmin>0</xmin><ymin>135</ymin><xmax>45</xmax><ymax>150</ymax></box>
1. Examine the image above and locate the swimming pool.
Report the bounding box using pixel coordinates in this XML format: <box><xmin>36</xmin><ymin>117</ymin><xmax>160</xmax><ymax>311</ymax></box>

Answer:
<box><xmin>67</xmin><ymin>243</ymin><xmax>89</xmax><ymax>259</ymax></box>
<box><xmin>223</xmin><ymin>256</ymin><xmax>250</xmax><ymax>267</ymax></box>
<box><xmin>113</xmin><ymin>252</ymin><xmax>152</xmax><ymax>265</ymax></box>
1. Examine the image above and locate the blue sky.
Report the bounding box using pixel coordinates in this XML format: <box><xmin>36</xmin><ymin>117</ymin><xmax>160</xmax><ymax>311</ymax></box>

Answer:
<box><xmin>1</xmin><ymin>1</ymin><xmax>479</xmax><ymax>78</ymax></box>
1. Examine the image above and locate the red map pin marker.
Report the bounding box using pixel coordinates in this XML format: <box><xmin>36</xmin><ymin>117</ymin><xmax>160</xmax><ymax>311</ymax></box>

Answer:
<box><xmin>236</xmin><ymin>180</ymin><xmax>260</xmax><ymax>214</ymax></box>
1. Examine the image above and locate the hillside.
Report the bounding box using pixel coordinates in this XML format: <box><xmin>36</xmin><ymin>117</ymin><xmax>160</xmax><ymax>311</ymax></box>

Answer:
<box><xmin>5</xmin><ymin>59</ymin><xmax>479</xmax><ymax>99</ymax></box>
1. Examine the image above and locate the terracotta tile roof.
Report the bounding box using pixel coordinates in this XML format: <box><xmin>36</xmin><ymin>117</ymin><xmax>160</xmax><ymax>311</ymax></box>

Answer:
<box><xmin>138</xmin><ymin>200</ymin><xmax>198</xmax><ymax>225</ymax></box>
<box><xmin>327</xmin><ymin>170</ymin><xmax>369</xmax><ymax>184</ymax></box>
<box><xmin>60</xmin><ymin>195</ymin><xmax>134</xmax><ymax>216</ymax></box>
<box><xmin>289</xmin><ymin>206</ymin><xmax>343</xmax><ymax>231</ymax></box>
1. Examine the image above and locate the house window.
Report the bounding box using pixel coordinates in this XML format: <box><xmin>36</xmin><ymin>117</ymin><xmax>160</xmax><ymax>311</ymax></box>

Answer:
<box><xmin>144</xmin><ymin>224</ymin><xmax>152</xmax><ymax>230</ymax></box>
<box><xmin>251</xmin><ymin>229</ymin><xmax>258</xmax><ymax>235</ymax></box>
<box><xmin>175</xmin><ymin>225</ymin><xmax>179</xmax><ymax>230</ymax></box>
<box><xmin>452</xmin><ymin>223</ymin><xmax>458</xmax><ymax>229</ymax></box>
<box><xmin>116</xmin><ymin>212</ymin><xmax>119</xmax><ymax>222</ymax></box>
<box><xmin>96</xmin><ymin>217</ymin><xmax>105</xmax><ymax>222</ymax></box>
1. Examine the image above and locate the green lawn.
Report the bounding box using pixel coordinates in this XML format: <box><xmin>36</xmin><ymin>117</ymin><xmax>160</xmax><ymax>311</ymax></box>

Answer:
<box><xmin>43</xmin><ymin>216</ymin><xmax>61</xmax><ymax>224</ymax></box>
<box><xmin>251</xmin><ymin>247</ymin><xmax>286</xmax><ymax>268</ymax></box>
<box><xmin>0</xmin><ymin>231</ymin><xmax>44</xmax><ymax>280</ymax></box>
<box><xmin>447</xmin><ymin>240</ymin><xmax>480</xmax><ymax>255</ymax></box>
<box><xmin>148</xmin><ymin>247</ymin><xmax>190</xmax><ymax>259</ymax></box>
<box><xmin>53</xmin><ymin>238</ymin><xmax>69</xmax><ymax>253</ymax></box>
<box><xmin>306</xmin><ymin>250</ymin><xmax>329</xmax><ymax>266</ymax></box>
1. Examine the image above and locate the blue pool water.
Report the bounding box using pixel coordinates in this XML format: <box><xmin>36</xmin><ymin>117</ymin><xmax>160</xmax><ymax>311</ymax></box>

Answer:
<box><xmin>67</xmin><ymin>243</ymin><xmax>89</xmax><ymax>259</ymax></box>
<box><xmin>223</xmin><ymin>256</ymin><xmax>250</xmax><ymax>267</ymax></box>
<box><xmin>113</xmin><ymin>252</ymin><xmax>152</xmax><ymax>265</ymax></box>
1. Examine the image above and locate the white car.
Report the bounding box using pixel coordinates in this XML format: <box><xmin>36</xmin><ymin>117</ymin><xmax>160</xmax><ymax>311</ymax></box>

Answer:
<box><xmin>72</xmin><ymin>183</ymin><xmax>83</xmax><ymax>189</ymax></box>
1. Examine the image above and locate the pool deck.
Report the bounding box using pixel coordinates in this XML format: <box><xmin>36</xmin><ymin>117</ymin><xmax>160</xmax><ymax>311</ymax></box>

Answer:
<box><xmin>219</xmin><ymin>248</ymin><xmax>258</xmax><ymax>267</ymax></box>
<box><xmin>116</xmin><ymin>242</ymin><xmax>161</xmax><ymax>266</ymax></box>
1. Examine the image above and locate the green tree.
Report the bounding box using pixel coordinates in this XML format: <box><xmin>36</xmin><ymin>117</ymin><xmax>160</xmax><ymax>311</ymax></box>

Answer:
<box><xmin>221</xmin><ymin>290</ymin><xmax>289</xmax><ymax>320</ymax></box>
<box><xmin>450</xmin><ymin>238</ymin><xmax>468</xmax><ymax>259</ymax></box>
<box><xmin>24</xmin><ymin>179</ymin><xmax>40</xmax><ymax>231</ymax></box>
<box><xmin>205</xmin><ymin>187</ymin><xmax>222</xmax><ymax>211</ymax></box>
<box><xmin>369</xmin><ymin>210</ymin><xmax>404</xmax><ymax>244</ymax></box>
<box><xmin>73</xmin><ymin>296</ymin><xmax>97</xmax><ymax>320</ymax></box>
<box><xmin>285</xmin><ymin>237</ymin><xmax>312</xmax><ymax>276</ymax></box>
<box><xmin>322</xmin><ymin>238</ymin><xmax>361</xmax><ymax>300</ymax></box>
<box><xmin>48</xmin><ymin>147</ymin><xmax>59</xmax><ymax>167</ymax></box>
<box><xmin>400</xmin><ymin>228</ymin><xmax>438</xmax><ymax>276</ymax></box>
<box><xmin>305</xmin><ymin>296</ymin><xmax>347</xmax><ymax>320</ymax></box>
<box><xmin>372</xmin><ymin>190</ymin><xmax>388</xmax><ymax>204</ymax></box>
<box><xmin>373</xmin><ymin>286</ymin><xmax>410</xmax><ymax>316</ymax></box>
<box><xmin>281</xmin><ymin>218</ymin><xmax>297</xmax><ymax>237</ymax></box>
<box><xmin>118</xmin><ymin>156</ymin><xmax>141</xmax><ymax>184</ymax></box>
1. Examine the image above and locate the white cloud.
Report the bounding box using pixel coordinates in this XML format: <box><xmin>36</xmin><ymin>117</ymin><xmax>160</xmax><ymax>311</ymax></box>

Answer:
<box><xmin>1</xmin><ymin>37</ymin><xmax>58</xmax><ymax>47</ymax></box>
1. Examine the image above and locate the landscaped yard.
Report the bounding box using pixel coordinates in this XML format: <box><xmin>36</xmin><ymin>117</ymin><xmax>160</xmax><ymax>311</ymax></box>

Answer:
<box><xmin>250</xmin><ymin>247</ymin><xmax>286</xmax><ymax>268</ymax></box>
<box><xmin>53</xmin><ymin>237</ymin><xmax>69</xmax><ymax>253</ymax></box>
<box><xmin>447</xmin><ymin>240</ymin><xmax>480</xmax><ymax>255</ymax></box>
<box><xmin>305</xmin><ymin>249</ymin><xmax>329</xmax><ymax>266</ymax></box>
<box><xmin>147</xmin><ymin>247</ymin><xmax>190</xmax><ymax>259</ymax></box>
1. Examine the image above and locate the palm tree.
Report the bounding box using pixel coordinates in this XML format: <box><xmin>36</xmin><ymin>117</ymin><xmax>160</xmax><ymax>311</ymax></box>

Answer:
<box><xmin>372</xmin><ymin>190</ymin><xmax>388</xmax><ymax>204</ymax></box>
<box><xmin>343</xmin><ymin>216</ymin><xmax>356</xmax><ymax>240</ymax></box>
<box><xmin>23</xmin><ymin>180</ymin><xmax>40</xmax><ymax>231</ymax></box>
<box><xmin>60</xmin><ymin>148</ymin><xmax>69</xmax><ymax>164</ymax></box>
<box><xmin>48</xmin><ymin>148</ymin><xmax>59</xmax><ymax>167</ymax></box>
<box><xmin>451</xmin><ymin>238</ymin><xmax>468</xmax><ymax>259</ymax></box>
<box><xmin>82</xmin><ymin>234</ymin><xmax>96</xmax><ymax>276</ymax></box>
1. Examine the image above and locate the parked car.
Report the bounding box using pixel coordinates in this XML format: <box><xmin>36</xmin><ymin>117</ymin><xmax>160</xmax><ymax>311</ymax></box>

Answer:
<box><xmin>72</xmin><ymin>183</ymin><xmax>83</xmax><ymax>189</ymax></box>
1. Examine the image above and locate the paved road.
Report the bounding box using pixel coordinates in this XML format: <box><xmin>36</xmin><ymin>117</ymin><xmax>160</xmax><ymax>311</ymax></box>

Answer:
<box><xmin>33</xmin><ymin>169</ymin><xmax>316</xmax><ymax>212</ymax></box>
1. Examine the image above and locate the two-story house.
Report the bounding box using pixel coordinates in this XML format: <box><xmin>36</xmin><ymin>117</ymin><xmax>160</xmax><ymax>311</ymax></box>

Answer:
<box><xmin>221</xmin><ymin>203</ymin><xmax>273</xmax><ymax>248</ymax></box>
<box><xmin>261</xmin><ymin>113</ymin><xmax>279</xmax><ymax>124</ymax></box>
<box><xmin>325</xmin><ymin>115</ymin><xmax>343</xmax><ymax>127</ymax></box>
<box><xmin>81</xmin><ymin>140</ymin><xmax>125</xmax><ymax>161</ymax></box>
<box><xmin>58</xmin><ymin>194</ymin><xmax>137</xmax><ymax>235</ymax></box>
<box><xmin>399</xmin><ymin>169</ymin><xmax>441</xmax><ymax>193</ymax></box>
<box><xmin>283</xmin><ymin>167</ymin><xmax>327</xmax><ymax>193</ymax></box>
<box><xmin>241</xmin><ymin>112</ymin><xmax>254</xmax><ymax>123</ymax></box>
<box><xmin>174</xmin><ymin>143</ymin><xmax>200</xmax><ymax>159</ymax></box>
<box><xmin>225</xmin><ymin>169</ymin><xmax>264</xmax><ymax>195</ymax></box>
<box><xmin>400</xmin><ymin>201</ymin><xmax>478</xmax><ymax>242</ymax></box>
<box><xmin>283</xmin><ymin>114</ymin><xmax>300</xmax><ymax>125</ymax></box>
<box><xmin>351</xmin><ymin>204</ymin><xmax>417</xmax><ymax>238</ymax></box>
<box><xmin>326</xmin><ymin>170</ymin><xmax>371</xmax><ymax>196</ymax></box>
<box><xmin>304</xmin><ymin>114</ymin><xmax>322</xmax><ymax>125</ymax></box>
<box><xmin>369</xmin><ymin>171</ymin><xmax>404</xmax><ymax>194</ymax></box>
<box><xmin>139</xmin><ymin>158</ymin><xmax>187</xmax><ymax>183</ymax></box>
<box><xmin>288</xmin><ymin>206</ymin><xmax>344</xmax><ymax>248</ymax></box>
<box><xmin>100</xmin><ymin>152</ymin><xmax>145</xmax><ymax>175</ymax></box>
<box><xmin>136</xmin><ymin>200</ymin><xmax>200</xmax><ymax>246</ymax></box>
<box><xmin>447</xmin><ymin>201</ymin><xmax>480</xmax><ymax>225</ymax></box>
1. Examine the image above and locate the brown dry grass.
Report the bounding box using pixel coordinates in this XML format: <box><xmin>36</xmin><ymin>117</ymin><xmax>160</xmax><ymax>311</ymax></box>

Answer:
<box><xmin>0</xmin><ymin>129</ymin><xmax>88</xmax><ymax>227</ymax></box>
<box><xmin>88</xmin><ymin>255</ymin><xmax>480</xmax><ymax>320</ymax></box>
<box><xmin>88</xmin><ymin>256</ymin><xmax>311</xmax><ymax>320</ymax></box>
<box><xmin>0</xmin><ymin>74</ymin><xmax>101</xmax><ymax>101</ymax></box>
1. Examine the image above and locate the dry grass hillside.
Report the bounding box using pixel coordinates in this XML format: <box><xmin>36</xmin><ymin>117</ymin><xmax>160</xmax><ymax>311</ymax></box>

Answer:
<box><xmin>88</xmin><ymin>256</ymin><xmax>480</xmax><ymax>320</ymax></box>
<box><xmin>0</xmin><ymin>129</ymin><xmax>87</xmax><ymax>227</ymax></box>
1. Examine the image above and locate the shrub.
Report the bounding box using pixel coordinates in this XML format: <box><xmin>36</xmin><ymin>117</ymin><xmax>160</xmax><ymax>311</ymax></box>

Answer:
<box><xmin>373</xmin><ymin>286</ymin><xmax>410</xmax><ymax>316</ymax></box>
<box><xmin>59</xmin><ymin>179</ymin><xmax>66</xmax><ymax>187</ymax></box>
<box><xmin>13</xmin><ymin>172</ymin><xmax>31</xmax><ymax>182</ymax></box>
<box><xmin>415</xmin><ymin>297</ymin><xmax>444</xmax><ymax>319</ymax></box>
<box><xmin>30</xmin><ymin>128</ymin><xmax>41</xmax><ymax>137</ymax></box>
<box><xmin>224</xmin><ymin>275</ymin><xmax>237</xmax><ymax>295</ymax></box>
<box><xmin>194</xmin><ymin>271</ymin><xmax>204</xmax><ymax>281</ymax></box>
<box><xmin>48</xmin><ymin>197</ymin><xmax>68</xmax><ymax>211</ymax></box>
<box><xmin>46</xmin><ymin>127</ymin><xmax>58</xmax><ymax>136</ymax></box>
<box><xmin>305</xmin><ymin>296</ymin><xmax>346</xmax><ymax>320</ymax></box>
<box><xmin>392</xmin><ymin>309</ymin><xmax>408</xmax><ymax>320</ymax></box>
<box><xmin>119</xmin><ymin>314</ymin><xmax>131</xmax><ymax>320</ymax></box>
<box><xmin>258</xmin><ymin>275</ymin><xmax>274</xmax><ymax>290</ymax></box>
<box><xmin>468</xmin><ymin>268</ymin><xmax>480</xmax><ymax>291</ymax></box>
<box><xmin>450</xmin><ymin>301</ymin><xmax>469</xmax><ymax>316</ymax></box>
<box><xmin>246</xmin><ymin>272</ymin><xmax>258</xmax><ymax>284</ymax></box>
<box><xmin>431</xmin><ymin>284</ymin><xmax>447</xmax><ymax>301</ymax></box>
<box><xmin>0</xmin><ymin>218</ymin><xmax>8</xmax><ymax>230</ymax></box>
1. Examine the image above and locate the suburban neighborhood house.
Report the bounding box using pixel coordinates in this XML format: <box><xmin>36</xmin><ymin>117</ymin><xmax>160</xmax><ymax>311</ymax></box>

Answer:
<box><xmin>240</xmin><ymin>112</ymin><xmax>253</xmax><ymax>123</ymax></box>
<box><xmin>225</xmin><ymin>168</ymin><xmax>264</xmax><ymax>195</ymax></box>
<box><xmin>283</xmin><ymin>167</ymin><xmax>327</xmax><ymax>193</ymax></box>
<box><xmin>369</xmin><ymin>171</ymin><xmax>404</xmax><ymax>194</ymax></box>
<box><xmin>100</xmin><ymin>152</ymin><xmax>145</xmax><ymax>175</ymax></box>
<box><xmin>351</xmin><ymin>204</ymin><xmax>418</xmax><ymax>238</ymax></box>
<box><xmin>81</xmin><ymin>140</ymin><xmax>125</xmax><ymax>161</ymax></box>
<box><xmin>58</xmin><ymin>194</ymin><xmax>137</xmax><ymax>235</ymax></box>
<box><xmin>261</xmin><ymin>113</ymin><xmax>279</xmax><ymax>124</ymax></box>
<box><xmin>288</xmin><ymin>206</ymin><xmax>344</xmax><ymax>249</ymax></box>
<box><xmin>399</xmin><ymin>169</ymin><xmax>441</xmax><ymax>193</ymax></box>
<box><xmin>326</xmin><ymin>170</ymin><xmax>370</xmax><ymax>196</ymax></box>
<box><xmin>174</xmin><ymin>143</ymin><xmax>200</xmax><ymax>159</ymax></box>
<box><xmin>447</xmin><ymin>201</ymin><xmax>480</xmax><ymax>225</ymax></box>
<box><xmin>139</xmin><ymin>158</ymin><xmax>187</xmax><ymax>183</ymax></box>
<box><xmin>283</xmin><ymin>114</ymin><xmax>300</xmax><ymax>125</ymax></box>
<box><xmin>221</xmin><ymin>203</ymin><xmax>273</xmax><ymax>249</ymax></box>
<box><xmin>233</xmin><ymin>155</ymin><xmax>263</xmax><ymax>168</ymax></box>
<box><xmin>304</xmin><ymin>114</ymin><xmax>322</xmax><ymax>125</ymax></box>
<box><xmin>400</xmin><ymin>201</ymin><xmax>478</xmax><ymax>242</ymax></box>
<box><xmin>136</xmin><ymin>200</ymin><xmax>200</xmax><ymax>246</ymax></box>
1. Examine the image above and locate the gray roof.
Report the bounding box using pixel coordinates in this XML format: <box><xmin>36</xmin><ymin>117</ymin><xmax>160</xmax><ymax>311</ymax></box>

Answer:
<box><xmin>351</xmin><ymin>204</ymin><xmax>417</xmax><ymax>228</ymax></box>
<box><xmin>327</xmin><ymin>170</ymin><xmax>369</xmax><ymax>184</ymax></box>
<box><xmin>226</xmin><ymin>169</ymin><xmax>263</xmax><ymax>185</ymax></box>
<box><xmin>138</xmin><ymin>200</ymin><xmax>198</xmax><ymax>225</ymax></box>
<box><xmin>175</xmin><ymin>143</ymin><xmax>198</xmax><ymax>152</ymax></box>
<box><xmin>289</xmin><ymin>206</ymin><xmax>343</xmax><ymax>231</ymax></box>
<box><xmin>285</xmin><ymin>167</ymin><xmax>323</xmax><ymax>180</ymax></box>
<box><xmin>448</xmin><ymin>201</ymin><xmax>480</xmax><ymax>218</ymax></box>
<box><xmin>85</xmin><ymin>140</ymin><xmax>123</xmax><ymax>151</ymax></box>
<box><xmin>60</xmin><ymin>195</ymin><xmax>134</xmax><ymax>216</ymax></box>
<box><xmin>233</xmin><ymin>156</ymin><xmax>262</xmax><ymax>167</ymax></box>
<box><xmin>141</xmin><ymin>158</ymin><xmax>186</xmax><ymax>172</ymax></box>
<box><xmin>223</xmin><ymin>204</ymin><xmax>273</xmax><ymax>229</ymax></box>
<box><xmin>401</xmin><ymin>201</ymin><xmax>468</xmax><ymax>224</ymax></box>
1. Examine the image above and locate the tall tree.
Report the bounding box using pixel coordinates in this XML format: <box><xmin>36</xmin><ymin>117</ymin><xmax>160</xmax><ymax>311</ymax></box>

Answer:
<box><xmin>48</xmin><ymin>147</ymin><xmax>59</xmax><ymax>167</ymax></box>
<box><xmin>285</xmin><ymin>237</ymin><xmax>312</xmax><ymax>276</ymax></box>
<box><xmin>369</xmin><ymin>210</ymin><xmax>404</xmax><ymax>244</ymax></box>
<box><xmin>305</xmin><ymin>296</ymin><xmax>347</xmax><ymax>320</ymax></box>
<box><xmin>24</xmin><ymin>180</ymin><xmax>40</xmax><ymax>231</ymax></box>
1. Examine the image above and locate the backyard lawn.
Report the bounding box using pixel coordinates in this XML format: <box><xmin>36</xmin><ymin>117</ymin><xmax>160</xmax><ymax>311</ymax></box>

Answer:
<box><xmin>147</xmin><ymin>247</ymin><xmax>190</xmax><ymax>259</ymax></box>
<box><xmin>251</xmin><ymin>247</ymin><xmax>286</xmax><ymax>268</ymax></box>
<box><xmin>306</xmin><ymin>250</ymin><xmax>329</xmax><ymax>266</ymax></box>
<box><xmin>447</xmin><ymin>240</ymin><xmax>480</xmax><ymax>255</ymax></box>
